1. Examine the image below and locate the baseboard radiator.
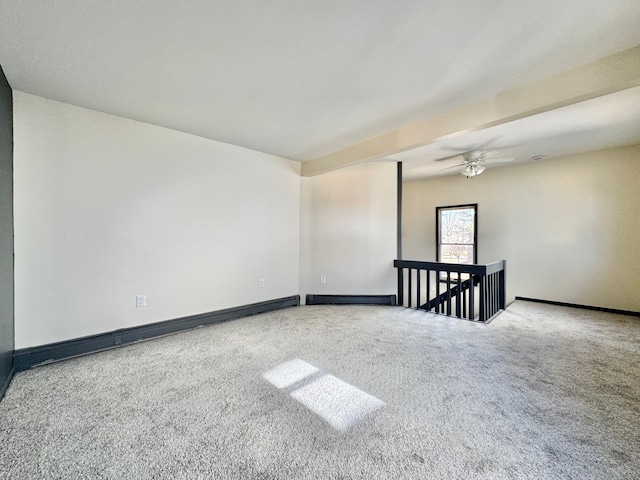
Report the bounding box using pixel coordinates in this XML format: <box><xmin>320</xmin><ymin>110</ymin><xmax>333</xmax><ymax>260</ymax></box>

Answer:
<box><xmin>13</xmin><ymin>295</ymin><xmax>300</xmax><ymax>371</ymax></box>
<box><xmin>515</xmin><ymin>297</ymin><xmax>640</xmax><ymax>318</ymax></box>
<box><xmin>305</xmin><ymin>294</ymin><xmax>396</xmax><ymax>306</ymax></box>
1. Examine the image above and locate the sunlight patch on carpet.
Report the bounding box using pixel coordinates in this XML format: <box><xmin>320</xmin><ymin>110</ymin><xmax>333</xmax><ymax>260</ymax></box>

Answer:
<box><xmin>264</xmin><ymin>359</ymin><xmax>385</xmax><ymax>431</ymax></box>
<box><xmin>263</xmin><ymin>358</ymin><xmax>319</xmax><ymax>389</ymax></box>
<box><xmin>290</xmin><ymin>374</ymin><xmax>385</xmax><ymax>431</ymax></box>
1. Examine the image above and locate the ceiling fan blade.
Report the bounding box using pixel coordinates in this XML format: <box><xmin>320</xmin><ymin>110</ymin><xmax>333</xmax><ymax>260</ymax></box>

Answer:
<box><xmin>483</xmin><ymin>157</ymin><xmax>514</xmax><ymax>163</ymax></box>
<box><xmin>439</xmin><ymin>163</ymin><xmax>465</xmax><ymax>171</ymax></box>
<box><xmin>439</xmin><ymin>135</ymin><xmax>503</xmax><ymax>153</ymax></box>
<box><xmin>434</xmin><ymin>153</ymin><xmax>463</xmax><ymax>163</ymax></box>
<box><xmin>477</xmin><ymin>136</ymin><xmax>503</xmax><ymax>151</ymax></box>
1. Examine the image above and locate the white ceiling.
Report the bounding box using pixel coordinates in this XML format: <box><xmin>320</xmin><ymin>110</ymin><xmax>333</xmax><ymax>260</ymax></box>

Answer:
<box><xmin>1</xmin><ymin>0</ymin><xmax>639</xmax><ymax>177</ymax></box>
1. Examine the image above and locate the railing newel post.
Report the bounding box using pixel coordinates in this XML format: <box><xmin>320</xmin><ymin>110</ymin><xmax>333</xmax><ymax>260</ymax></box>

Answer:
<box><xmin>479</xmin><ymin>276</ymin><xmax>486</xmax><ymax>322</ymax></box>
<box><xmin>397</xmin><ymin>265</ymin><xmax>404</xmax><ymax>308</ymax></box>
<box><xmin>499</xmin><ymin>260</ymin><xmax>506</xmax><ymax>310</ymax></box>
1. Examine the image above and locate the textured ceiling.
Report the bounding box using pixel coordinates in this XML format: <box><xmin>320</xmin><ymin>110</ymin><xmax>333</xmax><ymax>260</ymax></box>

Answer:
<box><xmin>1</xmin><ymin>0</ymin><xmax>639</xmax><ymax>176</ymax></box>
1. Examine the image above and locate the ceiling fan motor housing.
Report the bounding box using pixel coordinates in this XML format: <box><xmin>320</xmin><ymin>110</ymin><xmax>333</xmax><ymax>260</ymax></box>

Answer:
<box><xmin>463</xmin><ymin>150</ymin><xmax>486</xmax><ymax>163</ymax></box>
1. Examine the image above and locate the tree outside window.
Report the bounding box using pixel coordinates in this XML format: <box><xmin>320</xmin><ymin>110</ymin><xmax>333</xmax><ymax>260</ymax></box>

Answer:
<box><xmin>436</xmin><ymin>204</ymin><xmax>477</xmax><ymax>268</ymax></box>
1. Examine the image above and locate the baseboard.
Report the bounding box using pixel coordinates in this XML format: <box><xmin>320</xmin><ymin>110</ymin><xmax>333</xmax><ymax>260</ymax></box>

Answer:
<box><xmin>306</xmin><ymin>294</ymin><xmax>397</xmax><ymax>306</ymax></box>
<box><xmin>515</xmin><ymin>297</ymin><xmax>640</xmax><ymax>318</ymax></box>
<box><xmin>13</xmin><ymin>295</ymin><xmax>300</xmax><ymax>371</ymax></box>
<box><xmin>0</xmin><ymin>366</ymin><xmax>15</xmax><ymax>401</ymax></box>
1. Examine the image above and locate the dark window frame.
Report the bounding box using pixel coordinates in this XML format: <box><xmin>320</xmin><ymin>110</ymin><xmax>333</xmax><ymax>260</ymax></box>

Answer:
<box><xmin>436</xmin><ymin>203</ymin><xmax>478</xmax><ymax>264</ymax></box>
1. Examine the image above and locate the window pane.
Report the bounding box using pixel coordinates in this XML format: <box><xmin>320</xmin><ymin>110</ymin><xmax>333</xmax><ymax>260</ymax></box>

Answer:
<box><xmin>440</xmin><ymin>208</ymin><xmax>475</xmax><ymax>245</ymax></box>
<box><xmin>440</xmin><ymin>245</ymin><xmax>474</xmax><ymax>265</ymax></box>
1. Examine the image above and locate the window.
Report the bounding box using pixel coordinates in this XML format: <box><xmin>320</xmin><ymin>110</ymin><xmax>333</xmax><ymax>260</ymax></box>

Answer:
<box><xmin>436</xmin><ymin>204</ymin><xmax>477</xmax><ymax>265</ymax></box>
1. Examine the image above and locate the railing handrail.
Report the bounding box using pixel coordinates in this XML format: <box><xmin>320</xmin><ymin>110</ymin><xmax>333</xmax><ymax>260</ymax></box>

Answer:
<box><xmin>485</xmin><ymin>260</ymin><xmax>506</xmax><ymax>275</ymax></box>
<box><xmin>394</xmin><ymin>259</ymin><xmax>505</xmax><ymax>276</ymax></box>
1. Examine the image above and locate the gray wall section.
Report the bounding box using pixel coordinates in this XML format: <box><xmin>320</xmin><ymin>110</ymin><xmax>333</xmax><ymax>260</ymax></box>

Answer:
<box><xmin>0</xmin><ymin>65</ymin><xmax>14</xmax><ymax>387</ymax></box>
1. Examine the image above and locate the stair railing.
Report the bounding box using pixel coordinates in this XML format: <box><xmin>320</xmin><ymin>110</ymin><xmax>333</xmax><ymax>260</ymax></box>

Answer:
<box><xmin>393</xmin><ymin>259</ymin><xmax>506</xmax><ymax>322</ymax></box>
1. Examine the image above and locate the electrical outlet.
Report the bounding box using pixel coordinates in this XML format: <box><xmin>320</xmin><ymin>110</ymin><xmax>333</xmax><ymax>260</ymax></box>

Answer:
<box><xmin>136</xmin><ymin>295</ymin><xmax>146</xmax><ymax>308</ymax></box>
<box><xmin>259</xmin><ymin>278</ymin><xmax>265</xmax><ymax>288</ymax></box>
<box><xmin>320</xmin><ymin>275</ymin><xmax>327</xmax><ymax>284</ymax></box>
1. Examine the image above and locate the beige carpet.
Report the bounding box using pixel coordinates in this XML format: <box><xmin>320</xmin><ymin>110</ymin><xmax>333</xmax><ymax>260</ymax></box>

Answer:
<box><xmin>0</xmin><ymin>301</ymin><xmax>638</xmax><ymax>479</ymax></box>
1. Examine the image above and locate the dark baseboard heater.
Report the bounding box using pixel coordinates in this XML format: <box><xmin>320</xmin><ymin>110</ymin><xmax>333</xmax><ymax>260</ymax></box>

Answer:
<box><xmin>306</xmin><ymin>294</ymin><xmax>396</xmax><ymax>306</ymax></box>
<box><xmin>13</xmin><ymin>295</ymin><xmax>300</xmax><ymax>372</ymax></box>
<box><xmin>515</xmin><ymin>297</ymin><xmax>640</xmax><ymax>318</ymax></box>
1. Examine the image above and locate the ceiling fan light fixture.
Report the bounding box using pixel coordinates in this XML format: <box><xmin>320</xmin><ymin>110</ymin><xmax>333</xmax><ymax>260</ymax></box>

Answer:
<box><xmin>461</xmin><ymin>164</ymin><xmax>485</xmax><ymax>178</ymax></box>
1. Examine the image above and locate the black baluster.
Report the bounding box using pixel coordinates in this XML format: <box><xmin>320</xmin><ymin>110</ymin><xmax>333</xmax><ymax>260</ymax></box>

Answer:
<box><xmin>398</xmin><ymin>267</ymin><xmax>404</xmax><ymax>307</ymax></box>
<box><xmin>408</xmin><ymin>268</ymin><xmax>413</xmax><ymax>308</ymax></box>
<box><xmin>436</xmin><ymin>270</ymin><xmax>440</xmax><ymax>313</ymax></box>
<box><xmin>426</xmin><ymin>270</ymin><xmax>431</xmax><ymax>311</ymax></box>
<box><xmin>416</xmin><ymin>269</ymin><xmax>421</xmax><ymax>309</ymax></box>
<box><xmin>446</xmin><ymin>271</ymin><xmax>452</xmax><ymax>316</ymax></box>
<box><xmin>479</xmin><ymin>275</ymin><xmax>486</xmax><ymax>322</ymax></box>
<box><xmin>469</xmin><ymin>275</ymin><xmax>475</xmax><ymax>320</ymax></box>
<box><xmin>456</xmin><ymin>273</ymin><xmax>462</xmax><ymax>318</ymax></box>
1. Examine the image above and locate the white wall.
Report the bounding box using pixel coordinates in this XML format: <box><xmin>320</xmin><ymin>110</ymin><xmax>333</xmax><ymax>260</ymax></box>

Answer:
<box><xmin>403</xmin><ymin>144</ymin><xmax>640</xmax><ymax>312</ymax></box>
<box><xmin>13</xmin><ymin>92</ymin><xmax>301</xmax><ymax>348</ymax></box>
<box><xmin>299</xmin><ymin>162</ymin><xmax>397</xmax><ymax>301</ymax></box>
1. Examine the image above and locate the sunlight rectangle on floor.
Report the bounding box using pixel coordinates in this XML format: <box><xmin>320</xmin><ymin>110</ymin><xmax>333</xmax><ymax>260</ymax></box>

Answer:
<box><xmin>290</xmin><ymin>374</ymin><xmax>385</xmax><ymax>431</ymax></box>
<box><xmin>263</xmin><ymin>358</ymin><xmax>319</xmax><ymax>389</ymax></box>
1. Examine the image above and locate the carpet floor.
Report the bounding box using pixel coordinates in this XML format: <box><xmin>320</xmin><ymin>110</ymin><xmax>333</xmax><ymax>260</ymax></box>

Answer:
<box><xmin>0</xmin><ymin>300</ymin><xmax>638</xmax><ymax>479</ymax></box>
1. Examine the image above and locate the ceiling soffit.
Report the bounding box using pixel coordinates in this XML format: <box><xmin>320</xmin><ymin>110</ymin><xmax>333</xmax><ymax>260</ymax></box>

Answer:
<box><xmin>301</xmin><ymin>46</ymin><xmax>640</xmax><ymax>176</ymax></box>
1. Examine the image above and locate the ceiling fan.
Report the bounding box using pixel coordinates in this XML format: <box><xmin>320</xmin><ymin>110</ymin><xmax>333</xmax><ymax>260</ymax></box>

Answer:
<box><xmin>438</xmin><ymin>150</ymin><xmax>514</xmax><ymax>178</ymax></box>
